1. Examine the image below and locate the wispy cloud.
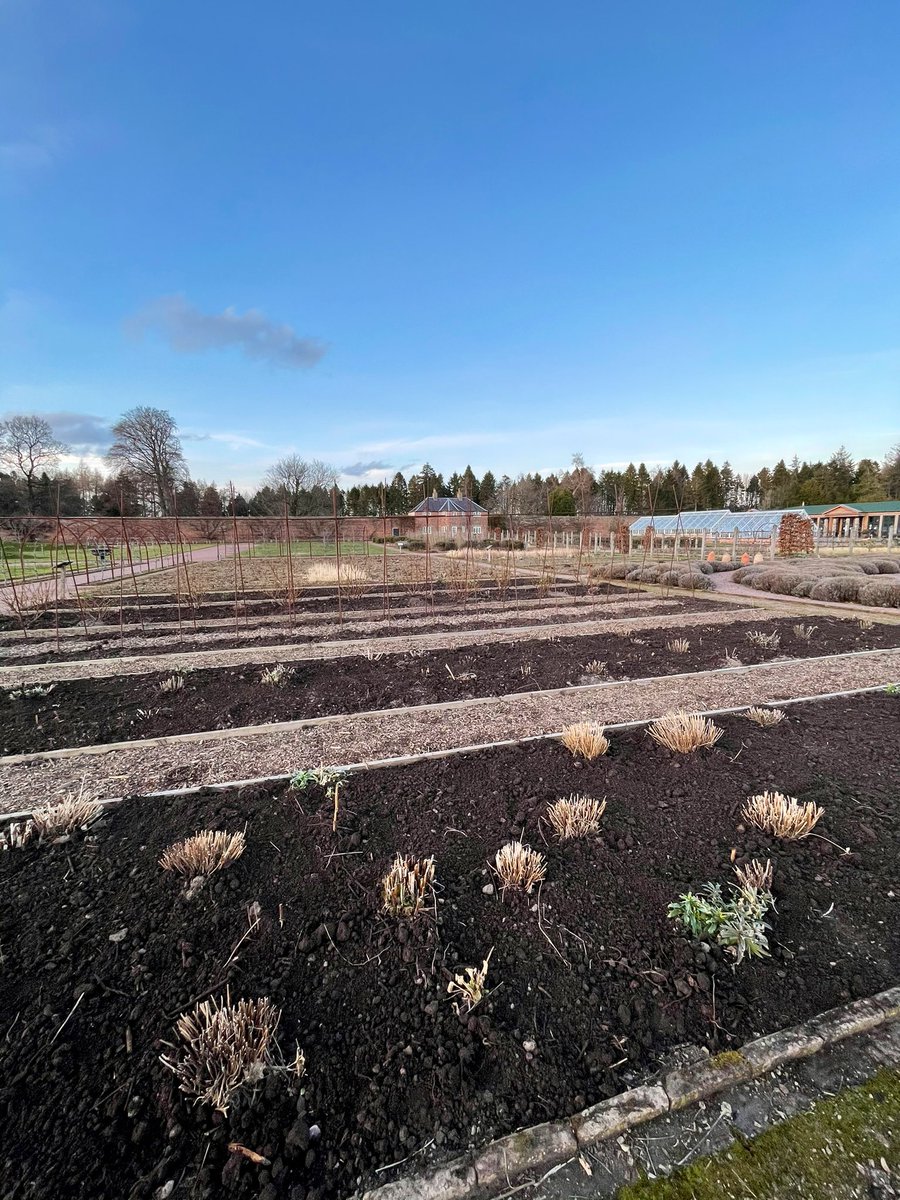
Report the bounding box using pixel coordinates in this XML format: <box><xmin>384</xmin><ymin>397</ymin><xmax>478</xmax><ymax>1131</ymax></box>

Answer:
<box><xmin>341</xmin><ymin>459</ymin><xmax>395</xmax><ymax>477</ymax></box>
<box><xmin>0</xmin><ymin>127</ymin><xmax>64</xmax><ymax>192</ymax></box>
<box><xmin>128</xmin><ymin>294</ymin><xmax>328</xmax><ymax>369</ymax></box>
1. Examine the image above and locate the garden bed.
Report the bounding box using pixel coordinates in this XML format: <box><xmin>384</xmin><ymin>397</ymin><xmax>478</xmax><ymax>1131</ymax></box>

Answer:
<box><xmin>0</xmin><ymin>579</ymin><xmax>608</xmax><ymax>633</ymax></box>
<box><xmin>1</xmin><ymin>601</ymin><xmax>720</xmax><ymax>668</ymax></box>
<box><xmin>3</xmin><ymin>615</ymin><xmax>898</xmax><ymax>754</ymax></box>
<box><xmin>1</xmin><ymin>691</ymin><xmax>897</xmax><ymax>1199</ymax></box>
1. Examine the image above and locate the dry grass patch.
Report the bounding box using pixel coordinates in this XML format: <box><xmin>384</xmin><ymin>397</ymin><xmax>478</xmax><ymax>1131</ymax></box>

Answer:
<box><xmin>648</xmin><ymin>710</ymin><xmax>723</xmax><ymax>752</ymax></box>
<box><xmin>744</xmin><ymin>706</ymin><xmax>786</xmax><ymax>728</ymax></box>
<box><xmin>159</xmin><ymin>672</ymin><xmax>185</xmax><ymax>695</ymax></box>
<box><xmin>305</xmin><ymin>561</ymin><xmax>369</xmax><ymax>587</ymax></box>
<box><xmin>743</xmin><ymin>791</ymin><xmax>824</xmax><ymax>839</ymax></box>
<box><xmin>381</xmin><ymin>853</ymin><xmax>436</xmax><ymax>918</ymax></box>
<box><xmin>493</xmin><ymin>841</ymin><xmax>547</xmax><ymax>893</ymax></box>
<box><xmin>161</xmin><ymin>995</ymin><xmax>281</xmax><ymax>1112</ymax></box>
<box><xmin>665</xmin><ymin>637</ymin><xmax>690</xmax><ymax>654</ymax></box>
<box><xmin>159</xmin><ymin>829</ymin><xmax>246</xmax><ymax>876</ymax></box>
<box><xmin>546</xmin><ymin>794</ymin><xmax>606</xmax><ymax>841</ymax></box>
<box><xmin>734</xmin><ymin>858</ymin><xmax>774</xmax><ymax>891</ymax></box>
<box><xmin>559</xmin><ymin>721</ymin><xmax>610</xmax><ymax>760</ymax></box>
<box><xmin>2</xmin><ymin>788</ymin><xmax>104</xmax><ymax>850</ymax></box>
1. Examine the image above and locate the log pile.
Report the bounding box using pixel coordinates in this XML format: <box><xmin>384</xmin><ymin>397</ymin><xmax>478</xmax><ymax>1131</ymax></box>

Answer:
<box><xmin>777</xmin><ymin>512</ymin><xmax>814</xmax><ymax>557</ymax></box>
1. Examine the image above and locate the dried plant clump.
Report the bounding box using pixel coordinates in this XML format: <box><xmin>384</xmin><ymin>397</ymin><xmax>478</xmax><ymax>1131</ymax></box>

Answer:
<box><xmin>721</xmin><ymin>649</ymin><xmax>742</xmax><ymax>668</ymax></box>
<box><xmin>260</xmin><ymin>663</ymin><xmax>294</xmax><ymax>687</ymax></box>
<box><xmin>32</xmin><ymin>790</ymin><xmax>104</xmax><ymax>839</ymax></box>
<box><xmin>666</xmin><ymin>637</ymin><xmax>690</xmax><ymax>654</ymax></box>
<box><xmin>582</xmin><ymin>659</ymin><xmax>609</xmax><ymax>678</ymax></box>
<box><xmin>792</xmin><ymin>623</ymin><xmax>817</xmax><ymax>642</ymax></box>
<box><xmin>734</xmin><ymin>858</ymin><xmax>774</xmax><ymax>891</ymax></box>
<box><xmin>648</xmin><ymin>710</ymin><xmax>723</xmax><ymax>753</ymax></box>
<box><xmin>159</xmin><ymin>830</ymin><xmax>246</xmax><ymax>876</ymax></box>
<box><xmin>381</xmin><ymin>853</ymin><xmax>436</xmax><ymax>918</ymax></box>
<box><xmin>159</xmin><ymin>672</ymin><xmax>185</xmax><ymax>695</ymax></box>
<box><xmin>744</xmin><ymin>706</ymin><xmax>786</xmax><ymax>728</ymax></box>
<box><xmin>746</xmin><ymin>630</ymin><xmax>781</xmax><ymax>651</ymax></box>
<box><xmin>493</xmin><ymin>841</ymin><xmax>547</xmax><ymax>893</ymax></box>
<box><xmin>546</xmin><ymin>794</ymin><xmax>606</xmax><ymax>841</ymax></box>
<box><xmin>447</xmin><ymin>949</ymin><xmax>493</xmax><ymax>1014</ymax></box>
<box><xmin>161</xmin><ymin>996</ymin><xmax>280</xmax><ymax>1112</ymax></box>
<box><xmin>743</xmin><ymin>791</ymin><xmax>824</xmax><ymax>840</ymax></box>
<box><xmin>559</xmin><ymin>721</ymin><xmax>610</xmax><ymax>760</ymax></box>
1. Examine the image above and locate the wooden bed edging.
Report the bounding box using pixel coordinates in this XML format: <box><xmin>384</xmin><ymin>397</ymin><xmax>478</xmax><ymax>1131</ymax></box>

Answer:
<box><xmin>354</xmin><ymin>985</ymin><xmax>900</xmax><ymax>1200</ymax></box>
<box><xmin>1</xmin><ymin>681</ymin><xmax>894</xmax><ymax>825</ymax></box>
<box><xmin>3</xmin><ymin>646</ymin><xmax>896</xmax><ymax>767</ymax></box>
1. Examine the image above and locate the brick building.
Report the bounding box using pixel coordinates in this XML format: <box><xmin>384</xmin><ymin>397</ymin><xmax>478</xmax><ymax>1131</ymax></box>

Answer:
<box><xmin>407</xmin><ymin>495</ymin><xmax>489</xmax><ymax>541</ymax></box>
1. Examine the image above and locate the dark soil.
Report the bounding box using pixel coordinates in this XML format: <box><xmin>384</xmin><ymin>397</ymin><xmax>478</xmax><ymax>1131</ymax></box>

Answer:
<box><xmin>0</xmin><ymin>601</ymin><xmax>727</xmax><ymax>668</ymax></box>
<box><xmin>0</xmin><ymin>579</ymin><xmax>610</xmax><ymax>632</ymax></box>
<box><xmin>1</xmin><ymin>693</ymin><xmax>897</xmax><ymax>1200</ymax></box>
<box><xmin>3</xmin><ymin>615</ymin><xmax>898</xmax><ymax>754</ymax></box>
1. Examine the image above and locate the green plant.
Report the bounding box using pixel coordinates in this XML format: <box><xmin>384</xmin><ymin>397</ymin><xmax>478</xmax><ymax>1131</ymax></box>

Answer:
<box><xmin>291</xmin><ymin>766</ymin><xmax>347</xmax><ymax>831</ymax></box>
<box><xmin>884</xmin><ymin>683</ymin><xmax>899</xmax><ymax>695</ymax></box>
<box><xmin>668</xmin><ymin>880</ymin><xmax>774</xmax><ymax>964</ymax></box>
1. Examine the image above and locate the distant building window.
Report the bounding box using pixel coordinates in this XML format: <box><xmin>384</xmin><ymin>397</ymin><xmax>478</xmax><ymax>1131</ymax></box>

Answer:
<box><xmin>472</xmin><ymin>525</ymin><xmax>481</xmax><ymax>535</ymax></box>
<box><xmin>392</xmin><ymin>527</ymin><xmax>400</xmax><ymax>536</ymax></box>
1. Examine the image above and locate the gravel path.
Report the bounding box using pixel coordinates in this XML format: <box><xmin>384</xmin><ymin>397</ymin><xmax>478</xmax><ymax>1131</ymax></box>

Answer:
<box><xmin>3</xmin><ymin>647</ymin><xmax>897</xmax><ymax>812</ymax></box>
<box><xmin>0</xmin><ymin>604</ymin><xmax>777</xmax><ymax>685</ymax></box>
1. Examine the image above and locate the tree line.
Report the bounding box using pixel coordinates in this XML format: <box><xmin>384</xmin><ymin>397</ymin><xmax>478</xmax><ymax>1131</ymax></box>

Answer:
<box><xmin>1</xmin><ymin>407</ymin><xmax>898</xmax><ymax>521</ymax></box>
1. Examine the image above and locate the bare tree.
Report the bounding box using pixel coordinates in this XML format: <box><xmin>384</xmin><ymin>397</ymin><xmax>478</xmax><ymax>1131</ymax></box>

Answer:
<box><xmin>0</xmin><ymin>415</ymin><xmax>69</xmax><ymax>513</ymax></box>
<box><xmin>263</xmin><ymin>455</ymin><xmax>338</xmax><ymax>515</ymax></box>
<box><xmin>107</xmin><ymin>406</ymin><xmax>187</xmax><ymax>515</ymax></box>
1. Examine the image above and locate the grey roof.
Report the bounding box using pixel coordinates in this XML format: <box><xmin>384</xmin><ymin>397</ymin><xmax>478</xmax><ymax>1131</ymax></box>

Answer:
<box><xmin>410</xmin><ymin>497</ymin><xmax>487</xmax><ymax>515</ymax></box>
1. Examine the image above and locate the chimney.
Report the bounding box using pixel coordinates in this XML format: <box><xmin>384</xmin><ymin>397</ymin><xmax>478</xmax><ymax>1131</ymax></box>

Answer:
<box><xmin>456</xmin><ymin>488</ymin><xmax>463</xmax><ymax>499</ymax></box>
<box><xmin>432</xmin><ymin>487</ymin><xmax>438</xmax><ymax>498</ymax></box>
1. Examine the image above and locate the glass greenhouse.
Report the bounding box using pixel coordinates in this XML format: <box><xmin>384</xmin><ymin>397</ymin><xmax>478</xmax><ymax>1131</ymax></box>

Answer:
<box><xmin>629</xmin><ymin>508</ymin><xmax>812</xmax><ymax>539</ymax></box>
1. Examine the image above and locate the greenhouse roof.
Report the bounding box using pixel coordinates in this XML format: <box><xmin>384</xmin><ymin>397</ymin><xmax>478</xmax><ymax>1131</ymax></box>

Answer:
<box><xmin>630</xmin><ymin>508</ymin><xmax>810</xmax><ymax>536</ymax></box>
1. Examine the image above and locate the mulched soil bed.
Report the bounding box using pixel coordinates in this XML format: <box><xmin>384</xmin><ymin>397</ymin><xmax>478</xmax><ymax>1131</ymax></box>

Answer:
<box><xmin>1</xmin><ymin>602</ymin><xmax>721</xmax><ymax>668</ymax></box>
<box><xmin>0</xmin><ymin>580</ymin><xmax>612</xmax><ymax>632</ymax></box>
<box><xmin>3</xmin><ymin>615</ymin><xmax>898</xmax><ymax>754</ymax></box>
<box><xmin>1</xmin><ymin>692</ymin><xmax>897</xmax><ymax>1200</ymax></box>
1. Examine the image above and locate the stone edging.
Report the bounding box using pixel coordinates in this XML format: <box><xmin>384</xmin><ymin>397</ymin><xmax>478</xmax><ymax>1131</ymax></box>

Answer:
<box><xmin>356</xmin><ymin>985</ymin><xmax>900</xmax><ymax>1200</ymax></box>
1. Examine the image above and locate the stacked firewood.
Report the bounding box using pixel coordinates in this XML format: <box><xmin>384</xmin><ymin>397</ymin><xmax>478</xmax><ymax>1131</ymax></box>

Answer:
<box><xmin>777</xmin><ymin>512</ymin><xmax>814</xmax><ymax>556</ymax></box>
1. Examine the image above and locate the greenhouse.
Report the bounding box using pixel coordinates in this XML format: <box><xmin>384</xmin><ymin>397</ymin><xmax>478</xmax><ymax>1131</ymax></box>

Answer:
<box><xmin>629</xmin><ymin>508</ymin><xmax>812</xmax><ymax>542</ymax></box>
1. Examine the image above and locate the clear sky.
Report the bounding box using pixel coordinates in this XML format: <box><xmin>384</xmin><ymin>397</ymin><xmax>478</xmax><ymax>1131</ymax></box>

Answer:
<box><xmin>2</xmin><ymin>0</ymin><xmax>898</xmax><ymax>493</ymax></box>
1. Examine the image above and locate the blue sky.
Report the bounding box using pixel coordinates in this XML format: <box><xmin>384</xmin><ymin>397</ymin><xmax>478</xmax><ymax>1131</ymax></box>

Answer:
<box><xmin>2</xmin><ymin>0</ymin><xmax>898</xmax><ymax>493</ymax></box>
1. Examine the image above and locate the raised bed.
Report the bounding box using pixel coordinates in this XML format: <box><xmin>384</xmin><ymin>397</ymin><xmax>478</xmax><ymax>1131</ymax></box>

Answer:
<box><xmin>3</xmin><ymin>614</ymin><xmax>898</xmax><ymax>755</ymax></box>
<box><xmin>0</xmin><ymin>600</ymin><xmax>719</xmax><ymax>667</ymax></box>
<box><xmin>0</xmin><ymin>691</ymin><xmax>897</xmax><ymax>1199</ymax></box>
